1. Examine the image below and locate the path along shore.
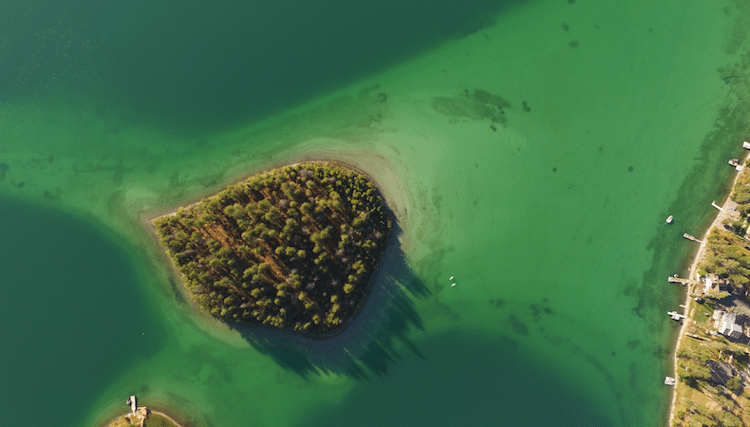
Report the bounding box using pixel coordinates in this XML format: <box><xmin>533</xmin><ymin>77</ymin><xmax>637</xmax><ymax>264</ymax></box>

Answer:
<box><xmin>667</xmin><ymin>150</ymin><xmax>750</xmax><ymax>425</ymax></box>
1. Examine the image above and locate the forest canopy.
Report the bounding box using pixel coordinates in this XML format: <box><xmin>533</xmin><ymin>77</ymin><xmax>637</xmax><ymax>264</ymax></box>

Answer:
<box><xmin>153</xmin><ymin>162</ymin><xmax>393</xmax><ymax>335</ymax></box>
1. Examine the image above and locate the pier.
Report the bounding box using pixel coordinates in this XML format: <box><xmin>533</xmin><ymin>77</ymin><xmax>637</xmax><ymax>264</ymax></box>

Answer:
<box><xmin>668</xmin><ymin>275</ymin><xmax>687</xmax><ymax>285</ymax></box>
<box><xmin>712</xmin><ymin>201</ymin><xmax>723</xmax><ymax>211</ymax></box>
<box><xmin>683</xmin><ymin>233</ymin><xmax>703</xmax><ymax>243</ymax></box>
<box><xmin>668</xmin><ymin>311</ymin><xmax>687</xmax><ymax>320</ymax></box>
<box><xmin>729</xmin><ymin>158</ymin><xmax>744</xmax><ymax>170</ymax></box>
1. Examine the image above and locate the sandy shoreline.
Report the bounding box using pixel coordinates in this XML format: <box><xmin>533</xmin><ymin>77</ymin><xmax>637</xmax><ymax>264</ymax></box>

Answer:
<box><xmin>137</xmin><ymin>143</ymin><xmax>409</xmax><ymax>229</ymax></box>
<box><xmin>667</xmin><ymin>151</ymin><xmax>750</xmax><ymax>426</ymax></box>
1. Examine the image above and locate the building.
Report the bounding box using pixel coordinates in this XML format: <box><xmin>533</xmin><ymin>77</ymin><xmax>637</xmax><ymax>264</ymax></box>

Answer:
<box><xmin>718</xmin><ymin>311</ymin><xmax>744</xmax><ymax>339</ymax></box>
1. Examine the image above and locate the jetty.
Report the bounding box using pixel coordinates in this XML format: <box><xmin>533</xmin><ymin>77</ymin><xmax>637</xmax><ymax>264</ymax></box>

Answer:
<box><xmin>712</xmin><ymin>201</ymin><xmax>723</xmax><ymax>211</ymax></box>
<box><xmin>668</xmin><ymin>275</ymin><xmax>687</xmax><ymax>285</ymax></box>
<box><xmin>683</xmin><ymin>233</ymin><xmax>703</xmax><ymax>243</ymax></box>
<box><xmin>729</xmin><ymin>158</ymin><xmax>744</xmax><ymax>171</ymax></box>
<box><xmin>668</xmin><ymin>311</ymin><xmax>687</xmax><ymax>320</ymax></box>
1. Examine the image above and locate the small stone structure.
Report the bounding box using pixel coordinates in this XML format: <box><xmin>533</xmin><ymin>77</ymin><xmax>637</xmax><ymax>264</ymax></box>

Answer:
<box><xmin>127</xmin><ymin>407</ymin><xmax>149</xmax><ymax>427</ymax></box>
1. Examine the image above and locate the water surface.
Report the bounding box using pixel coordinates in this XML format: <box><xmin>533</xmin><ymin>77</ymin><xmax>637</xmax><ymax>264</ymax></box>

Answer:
<box><xmin>2</xmin><ymin>0</ymin><xmax>750</xmax><ymax>426</ymax></box>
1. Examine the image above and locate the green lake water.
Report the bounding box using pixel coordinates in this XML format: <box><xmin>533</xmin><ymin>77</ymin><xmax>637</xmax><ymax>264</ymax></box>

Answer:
<box><xmin>2</xmin><ymin>0</ymin><xmax>750</xmax><ymax>426</ymax></box>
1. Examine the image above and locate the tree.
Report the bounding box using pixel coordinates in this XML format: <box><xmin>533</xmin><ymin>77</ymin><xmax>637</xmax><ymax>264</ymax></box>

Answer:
<box><xmin>264</xmin><ymin>207</ymin><xmax>282</xmax><ymax>224</ymax></box>
<box><xmin>726</xmin><ymin>376</ymin><xmax>742</xmax><ymax>392</ymax></box>
<box><xmin>300</xmin><ymin>202</ymin><xmax>314</xmax><ymax>216</ymax></box>
<box><xmin>258</xmin><ymin>199</ymin><xmax>272</xmax><ymax>212</ymax></box>
<box><xmin>209</xmin><ymin>258</ymin><xmax>226</xmax><ymax>270</ymax></box>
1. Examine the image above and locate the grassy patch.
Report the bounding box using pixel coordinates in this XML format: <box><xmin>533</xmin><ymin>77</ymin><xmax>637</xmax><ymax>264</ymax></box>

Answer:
<box><xmin>144</xmin><ymin>413</ymin><xmax>179</xmax><ymax>427</ymax></box>
<box><xmin>692</xmin><ymin>300</ymin><xmax>715</xmax><ymax>324</ymax></box>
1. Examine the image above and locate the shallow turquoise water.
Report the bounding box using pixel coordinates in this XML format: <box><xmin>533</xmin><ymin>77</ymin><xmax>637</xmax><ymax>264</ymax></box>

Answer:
<box><xmin>2</xmin><ymin>1</ymin><xmax>750</xmax><ymax>426</ymax></box>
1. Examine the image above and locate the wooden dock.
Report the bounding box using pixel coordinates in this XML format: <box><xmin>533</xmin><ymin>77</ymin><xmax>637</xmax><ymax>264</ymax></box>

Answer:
<box><xmin>127</xmin><ymin>395</ymin><xmax>137</xmax><ymax>414</ymax></box>
<box><xmin>668</xmin><ymin>275</ymin><xmax>687</xmax><ymax>284</ymax></box>
<box><xmin>668</xmin><ymin>311</ymin><xmax>687</xmax><ymax>320</ymax></box>
<box><xmin>683</xmin><ymin>233</ymin><xmax>703</xmax><ymax>243</ymax></box>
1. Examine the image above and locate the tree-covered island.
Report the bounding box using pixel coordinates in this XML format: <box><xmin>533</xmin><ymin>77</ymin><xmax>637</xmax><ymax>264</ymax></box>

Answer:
<box><xmin>153</xmin><ymin>162</ymin><xmax>393</xmax><ymax>335</ymax></box>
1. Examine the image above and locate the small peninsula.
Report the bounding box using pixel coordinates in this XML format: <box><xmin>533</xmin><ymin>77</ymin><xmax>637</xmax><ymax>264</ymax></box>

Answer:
<box><xmin>152</xmin><ymin>162</ymin><xmax>392</xmax><ymax>335</ymax></box>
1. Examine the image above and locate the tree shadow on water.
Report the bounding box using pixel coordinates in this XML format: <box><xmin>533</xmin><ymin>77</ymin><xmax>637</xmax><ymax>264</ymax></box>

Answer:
<box><xmin>229</xmin><ymin>223</ymin><xmax>430</xmax><ymax>380</ymax></box>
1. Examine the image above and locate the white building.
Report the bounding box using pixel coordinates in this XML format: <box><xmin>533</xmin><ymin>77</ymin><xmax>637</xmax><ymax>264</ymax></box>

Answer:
<box><xmin>718</xmin><ymin>312</ymin><xmax>744</xmax><ymax>339</ymax></box>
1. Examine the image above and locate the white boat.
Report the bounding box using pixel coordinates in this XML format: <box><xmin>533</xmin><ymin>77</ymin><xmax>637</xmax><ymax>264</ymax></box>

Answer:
<box><xmin>666</xmin><ymin>215</ymin><xmax>673</xmax><ymax>224</ymax></box>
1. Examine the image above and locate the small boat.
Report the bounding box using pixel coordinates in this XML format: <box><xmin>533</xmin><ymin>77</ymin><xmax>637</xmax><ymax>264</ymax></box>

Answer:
<box><xmin>666</xmin><ymin>215</ymin><xmax>673</xmax><ymax>224</ymax></box>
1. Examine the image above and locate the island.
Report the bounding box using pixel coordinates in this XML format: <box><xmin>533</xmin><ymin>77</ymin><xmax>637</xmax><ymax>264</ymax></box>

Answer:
<box><xmin>152</xmin><ymin>162</ymin><xmax>393</xmax><ymax>335</ymax></box>
<box><xmin>670</xmin><ymin>151</ymin><xmax>750</xmax><ymax>426</ymax></box>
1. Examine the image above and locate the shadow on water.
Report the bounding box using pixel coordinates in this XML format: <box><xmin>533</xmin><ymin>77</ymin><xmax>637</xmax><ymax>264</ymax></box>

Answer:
<box><xmin>229</xmin><ymin>222</ymin><xmax>431</xmax><ymax>380</ymax></box>
<box><xmin>294</xmin><ymin>330</ymin><xmax>615</xmax><ymax>427</ymax></box>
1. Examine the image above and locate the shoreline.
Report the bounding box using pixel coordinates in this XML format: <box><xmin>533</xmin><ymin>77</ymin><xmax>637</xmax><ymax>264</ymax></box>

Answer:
<box><xmin>137</xmin><ymin>143</ymin><xmax>409</xmax><ymax>229</ymax></box>
<box><xmin>667</xmin><ymin>150</ymin><xmax>750</xmax><ymax>426</ymax></box>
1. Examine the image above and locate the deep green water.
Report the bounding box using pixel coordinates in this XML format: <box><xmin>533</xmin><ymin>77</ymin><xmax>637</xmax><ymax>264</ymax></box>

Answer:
<box><xmin>2</xmin><ymin>1</ymin><xmax>750</xmax><ymax>426</ymax></box>
<box><xmin>0</xmin><ymin>196</ymin><xmax>163</xmax><ymax>427</ymax></box>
